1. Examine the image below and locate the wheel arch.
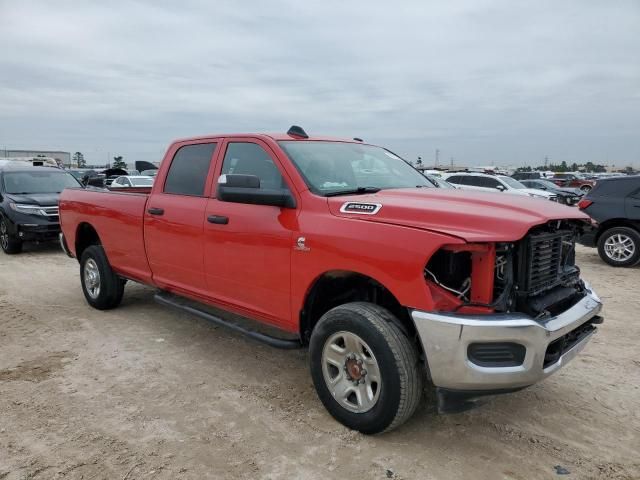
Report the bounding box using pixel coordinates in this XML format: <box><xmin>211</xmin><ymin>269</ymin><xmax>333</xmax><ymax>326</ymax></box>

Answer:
<box><xmin>595</xmin><ymin>219</ymin><xmax>640</xmax><ymax>243</ymax></box>
<box><xmin>75</xmin><ymin>222</ymin><xmax>102</xmax><ymax>262</ymax></box>
<box><xmin>299</xmin><ymin>270</ymin><xmax>418</xmax><ymax>348</ymax></box>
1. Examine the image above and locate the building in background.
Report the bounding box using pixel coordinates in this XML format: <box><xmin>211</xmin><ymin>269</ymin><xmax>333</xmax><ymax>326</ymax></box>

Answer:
<box><xmin>2</xmin><ymin>149</ymin><xmax>71</xmax><ymax>166</ymax></box>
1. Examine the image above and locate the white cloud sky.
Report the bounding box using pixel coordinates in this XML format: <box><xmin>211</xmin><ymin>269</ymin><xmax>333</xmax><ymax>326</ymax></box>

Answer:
<box><xmin>1</xmin><ymin>0</ymin><xmax>639</xmax><ymax>167</ymax></box>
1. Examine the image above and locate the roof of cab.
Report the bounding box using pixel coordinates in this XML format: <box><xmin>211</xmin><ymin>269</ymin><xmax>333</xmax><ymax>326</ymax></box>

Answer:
<box><xmin>173</xmin><ymin>133</ymin><xmax>367</xmax><ymax>144</ymax></box>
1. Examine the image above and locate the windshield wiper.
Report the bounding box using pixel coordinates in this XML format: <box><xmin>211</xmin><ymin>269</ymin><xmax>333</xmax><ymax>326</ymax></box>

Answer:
<box><xmin>324</xmin><ymin>186</ymin><xmax>381</xmax><ymax>197</ymax></box>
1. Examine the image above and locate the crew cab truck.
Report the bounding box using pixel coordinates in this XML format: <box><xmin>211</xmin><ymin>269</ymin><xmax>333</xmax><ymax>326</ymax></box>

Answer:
<box><xmin>59</xmin><ymin>127</ymin><xmax>603</xmax><ymax>433</ymax></box>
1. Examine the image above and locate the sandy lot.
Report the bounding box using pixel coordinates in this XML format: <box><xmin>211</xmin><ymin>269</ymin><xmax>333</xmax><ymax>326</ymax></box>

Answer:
<box><xmin>0</xmin><ymin>245</ymin><xmax>638</xmax><ymax>480</ymax></box>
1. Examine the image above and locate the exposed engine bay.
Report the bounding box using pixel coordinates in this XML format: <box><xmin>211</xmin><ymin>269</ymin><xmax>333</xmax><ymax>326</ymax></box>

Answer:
<box><xmin>425</xmin><ymin>219</ymin><xmax>589</xmax><ymax>317</ymax></box>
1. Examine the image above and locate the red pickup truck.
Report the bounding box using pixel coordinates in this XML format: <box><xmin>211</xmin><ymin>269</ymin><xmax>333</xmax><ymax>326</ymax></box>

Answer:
<box><xmin>59</xmin><ymin>127</ymin><xmax>603</xmax><ymax>433</ymax></box>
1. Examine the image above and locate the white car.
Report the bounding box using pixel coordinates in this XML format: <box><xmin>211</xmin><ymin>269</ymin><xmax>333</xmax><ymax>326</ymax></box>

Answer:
<box><xmin>110</xmin><ymin>175</ymin><xmax>154</xmax><ymax>188</ymax></box>
<box><xmin>443</xmin><ymin>172</ymin><xmax>558</xmax><ymax>201</ymax></box>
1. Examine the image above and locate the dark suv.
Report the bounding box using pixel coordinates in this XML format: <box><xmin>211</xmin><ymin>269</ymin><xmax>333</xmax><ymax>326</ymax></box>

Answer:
<box><xmin>578</xmin><ymin>176</ymin><xmax>640</xmax><ymax>267</ymax></box>
<box><xmin>511</xmin><ymin>171</ymin><xmax>542</xmax><ymax>181</ymax></box>
<box><xmin>0</xmin><ymin>165</ymin><xmax>81</xmax><ymax>254</ymax></box>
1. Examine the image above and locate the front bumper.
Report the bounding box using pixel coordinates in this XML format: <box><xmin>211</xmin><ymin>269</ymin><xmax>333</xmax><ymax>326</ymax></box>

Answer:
<box><xmin>411</xmin><ymin>284</ymin><xmax>602</xmax><ymax>391</ymax></box>
<box><xmin>16</xmin><ymin>223</ymin><xmax>60</xmax><ymax>241</ymax></box>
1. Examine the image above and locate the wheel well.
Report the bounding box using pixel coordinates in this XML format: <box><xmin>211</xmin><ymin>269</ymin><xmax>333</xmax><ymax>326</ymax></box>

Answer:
<box><xmin>75</xmin><ymin>223</ymin><xmax>101</xmax><ymax>261</ymax></box>
<box><xmin>299</xmin><ymin>271</ymin><xmax>417</xmax><ymax>346</ymax></box>
<box><xmin>596</xmin><ymin>219</ymin><xmax>640</xmax><ymax>243</ymax></box>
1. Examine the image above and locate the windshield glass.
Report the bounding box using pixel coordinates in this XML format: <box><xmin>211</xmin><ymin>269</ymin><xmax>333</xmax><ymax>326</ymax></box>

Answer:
<box><xmin>3</xmin><ymin>170</ymin><xmax>81</xmax><ymax>194</ymax></box>
<box><xmin>278</xmin><ymin>141</ymin><xmax>431</xmax><ymax>195</ymax></box>
<box><xmin>131</xmin><ymin>177</ymin><xmax>154</xmax><ymax>186</ymax></box>
<box><xmin>499</xmin><ymin>176</ymin><xmax>527</xmax><ymax>189</ymax></box>
<box><xmin>426</xmin><ymin>175</ymin><xmax>454</xmax><ymax>188</ymax></box>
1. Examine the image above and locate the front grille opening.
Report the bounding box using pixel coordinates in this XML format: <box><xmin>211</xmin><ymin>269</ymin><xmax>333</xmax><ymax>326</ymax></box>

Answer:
<box><xmin>468</xmin><ymin>342</ymin><xmax>526</xmax><ymax>367</ymax></box>
<box><xmin>543</xmin><ymin>320</ymin><xmax>598</xmax><ymax>368</ymax></box>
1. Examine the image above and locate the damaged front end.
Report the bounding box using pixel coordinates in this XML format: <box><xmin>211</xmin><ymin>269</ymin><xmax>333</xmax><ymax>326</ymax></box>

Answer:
<box><xmin>425</xmin><ymin>219</ymin><xmax>589</xmax><ymax>318</ymax></box>
<box><xmin>414</xmin><ymin>218</ymin><xmax>603</xmax><ymax>412</ymax></box>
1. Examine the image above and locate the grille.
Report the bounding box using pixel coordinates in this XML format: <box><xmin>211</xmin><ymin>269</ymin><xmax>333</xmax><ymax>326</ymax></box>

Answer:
<box><xmin>519</xmin><ymin>230</ymin><xmax>576</xmax><ymax>294</ymax></box>
<box><xmin>42</xmin><ymin>206</ymin><xmax>59</xmax><ymax>216</ymax></box>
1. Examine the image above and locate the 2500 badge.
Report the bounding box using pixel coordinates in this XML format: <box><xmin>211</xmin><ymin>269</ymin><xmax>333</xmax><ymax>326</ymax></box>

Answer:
<box><xmin>339</xmin><ymin>202</ymin><xmax>382</xmax><ymax>215</ymax></box>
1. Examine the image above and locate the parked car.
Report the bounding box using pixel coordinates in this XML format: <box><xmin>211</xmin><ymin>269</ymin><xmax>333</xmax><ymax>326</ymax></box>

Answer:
<box><xmin>110</xmin><ymin>175</ymin><xmax>154</xmax><ymax>188</ymax></box>
<box><xmin>59</xmin><ymin>127</ymin><xmax>602</xmax><ymax>433</ymax></box>
<box><xmin>141</xmin><ymin>169</ymin><xmax>158</xmax><ymax>177</ymax></box>
<box><xmin>578</xmin><ymin>176</ymin><xmax>640</xmax><ymax>267</ymax></box>
<box><xmin>549</xmin><ymin>173</ymin><xmax>596</xmax><ymax>193</ymax></box>
<box><xmin>519</xmin><ymin>179</ymin><xmax>582</xmax><ymax>206</ymax></box>
<box><xmin>0</xmin><ymin>165</ymin><xmax>81</xmax><ymax>254</ymax></box>
<box><xmin>425</xmin><ymin>174</ymin><xmax>455</xmax><ymax>188</ymax></box>
<box><xmin>443</xmin><ymin>172</ymin><xmax>558</xmax><ymax>201</ymax></box>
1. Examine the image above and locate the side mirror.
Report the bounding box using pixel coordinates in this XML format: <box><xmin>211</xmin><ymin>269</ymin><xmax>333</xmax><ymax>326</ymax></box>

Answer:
<box><xmin>495</xmin><ymin>184</ymin><xmax>506</xmax><ymax>192</ymax></box>
<box><xmin>217</xmin><ymin>174</ymin><xmax>296</xmax><ymax>208</ymax></box>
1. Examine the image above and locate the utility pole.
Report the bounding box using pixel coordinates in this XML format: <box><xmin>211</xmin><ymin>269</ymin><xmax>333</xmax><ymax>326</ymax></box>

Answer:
<box><xmin>450</xmin><ymin>157</ymin><xmax>454</xmax><ymax>168</ymax></box>
<box><xmin>544</xmin><ymin>156</ymin><xmax>549</xmax><ymax>168</ymax></box>
<box><xmin>435</xmin><ymin>149</ymin><xmax>440</xmax><ymax>168</ymax></box>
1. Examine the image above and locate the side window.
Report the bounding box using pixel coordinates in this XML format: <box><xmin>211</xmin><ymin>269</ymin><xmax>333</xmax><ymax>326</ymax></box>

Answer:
<box><xmin>164</xmin><ymin>143</ymin><xmax>217</xmax><ymax>196</ymax></box>
<box><xmin>221</xmin><ymin>143</ymin><xmax>285</xmax><ymax>190</ymax></box>
<box><xmin>466</xmin><ymin>176</ymin><xmax>485</xmax><ymax>187</ymax></box>
<box><xmin>446</xmin><ymin>175</ymin><xmax>465</xmax><ymax>185</ymax></box>
<box><xmin>483</xmin><ymin>177</ymin><xmax>500</xmax><ymax>189</ymax></box>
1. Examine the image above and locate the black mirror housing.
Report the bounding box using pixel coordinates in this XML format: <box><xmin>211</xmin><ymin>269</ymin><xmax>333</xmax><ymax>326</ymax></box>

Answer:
<box><xmin>217</xmin><ymin>174</ymin><xmax>296</xmax><ymax>208</ymax></box>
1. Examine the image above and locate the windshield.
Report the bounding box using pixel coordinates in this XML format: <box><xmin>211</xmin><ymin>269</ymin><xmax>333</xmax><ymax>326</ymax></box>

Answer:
<box><xmin>539</xmin><ymin>180</ymin><xmax>559</xmax><ymax>189</ymax></box>
<box><xmin>499</xmin><ymin>176</ymin><xmax>527</xmax><ymax>189</ymax></box>
<box><xmin>426</xmin><ymin>175</ymin><xmax>454</xmax><ymax>188</ymax></box>
<box><xmin>2</xmin><ymin>170</ymin><xmax>81</xmax><ymax>194</ymax></box>
<box><xmin>131</xmin><ymin>177</ymin><xmax>154</xmax><ymax>186</ymax></box>
<box><xmin>278</xmin><ymin>141</ymin><xmax>432</xmax><ymax>195</ymax></box>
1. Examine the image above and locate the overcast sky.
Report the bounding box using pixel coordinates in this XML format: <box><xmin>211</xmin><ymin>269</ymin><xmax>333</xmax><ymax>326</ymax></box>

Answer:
<box><xmin>1</xmin><ymin>0</ymin><xmax>639</xmax><ymax>167</ymax></box>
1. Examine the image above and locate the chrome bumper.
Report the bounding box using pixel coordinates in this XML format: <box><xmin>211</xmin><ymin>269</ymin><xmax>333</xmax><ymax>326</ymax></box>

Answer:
<box><xmin>411</xmin><ymin>285</ymin><xmax>602</xmax><ymax>391</ymax></box>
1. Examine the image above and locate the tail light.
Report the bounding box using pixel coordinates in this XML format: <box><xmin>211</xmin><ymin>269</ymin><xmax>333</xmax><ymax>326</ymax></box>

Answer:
<box><xmin>578</xmin><ymin>199</ymin><xmax>593</xmax><ymax>210</ymax></box>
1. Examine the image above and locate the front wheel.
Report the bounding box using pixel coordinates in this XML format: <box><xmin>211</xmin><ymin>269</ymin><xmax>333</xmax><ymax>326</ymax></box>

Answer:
<box><xmin>597</xmin><ymin>227</ymin><xmax>640</xmax><ymax>267</ymax></box>
<box><xmin>580</xmin><ymin>184</ymin><xmax>592</xmax><ymax>193</ymax></box>
<box><xmin>0</xmin><ymin>217</ymin><xmax>22</xmax><ymax>254</ymax></box>
<box><xmin>309</xmin><ymin>302</ymin><xmax>423</xmax><ymax>434</ymax></box>
<box><xmin>80</xmin><ymin>245</ymin><xmax>125</xmax><ymax>309</ymax></box>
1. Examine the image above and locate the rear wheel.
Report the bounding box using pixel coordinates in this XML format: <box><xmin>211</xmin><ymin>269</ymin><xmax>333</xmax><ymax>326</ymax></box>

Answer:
<box><xmin>0</xmin><ymin>218</ymin><xmax>22</xmax><ymax>254</ymax></box>
<box><xmin>80</xmin><ymin>245</ymin><xmax>125</xmax><ymax>309</ymax></box>
<box><xmin>309</xmin><ymin>302</ymin><xmax>423</xmax><ymax>434</ymax></box>
<box><xmin>597</xmin><ymin>227</ymin><xmax>640</xmax><ymax>267</ymax></box>
<box><xmin>580</xmin><ymin>184</ymin><xmax>592</xmax><ymax>193</ymax></box>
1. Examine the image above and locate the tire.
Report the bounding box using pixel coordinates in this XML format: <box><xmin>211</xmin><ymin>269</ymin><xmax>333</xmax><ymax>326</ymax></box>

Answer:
<box><xmin>309</xmin><ymin>302</ymin><xmax>423</xmax><ymax>434</ymax></box>
<box><xmin>80</xmin><ymin>245</ymin><xmax>125</xmax><ymax>309</ymax></box>
<box><xmin>0</xmin><ymin>217</ymin><xmax>22</xmax><ymax>254</ymax></box>
<box><xmin>597</xmin><ymin>227</ymin><xmax>640</xmax><ymax>267</ymax></box>
<box><xmin>580</xmin><ymin>184</ymin><xmax>592</xmax><ymax>193</ymax></box>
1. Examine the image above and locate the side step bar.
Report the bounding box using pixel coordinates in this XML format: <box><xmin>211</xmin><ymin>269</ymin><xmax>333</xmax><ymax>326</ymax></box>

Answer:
<box><xmin>154</xmin><ymin>291</ymin><xmax>302</xmax><ymax>350</ymax></box>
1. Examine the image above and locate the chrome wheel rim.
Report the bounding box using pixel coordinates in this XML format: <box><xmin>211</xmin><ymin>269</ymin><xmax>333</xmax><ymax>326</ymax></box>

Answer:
<box><xmin>321</xmin><ymin>331</ymin><xmax>382</xmax><ymax>413</ymax></box>
<box><xmin>604</xmin><ymin>234</ymin><xmax>635</xmax><ymax>262</ymax></box>
<box><xmin>0</xmin><ymin>221</ymin><xmax>8</xmax><ymax>250</ymax></box>
<box><xmin>83</xmin><ymin>259</ymin><xmax>101</xmax><ymax>298</ymax></box>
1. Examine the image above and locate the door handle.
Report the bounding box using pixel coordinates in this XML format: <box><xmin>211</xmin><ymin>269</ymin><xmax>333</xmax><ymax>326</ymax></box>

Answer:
<box><xmin>207</xmin><ymin>215</ymin><xmax>229</xmax><ymax>225</ymax></box>
<box><xmin>147</xmin><ymin>207</ymin><xmax>164</xmax><ymax>216</ymax></box>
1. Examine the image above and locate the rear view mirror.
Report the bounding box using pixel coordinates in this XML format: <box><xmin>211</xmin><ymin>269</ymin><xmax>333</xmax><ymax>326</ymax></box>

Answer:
<box><xmin>217</xmin><ymin>174</ymin><xmax>296</xmax><ymax>208</ymax></box>
<box><xmin>496</xmin><ymin>184</ymin><xmax>506</xmax><ymax>191</ymax></box>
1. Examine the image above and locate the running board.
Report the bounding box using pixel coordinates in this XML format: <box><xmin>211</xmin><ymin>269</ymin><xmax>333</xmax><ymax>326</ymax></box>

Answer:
<box><xmin>154</xmin><ymin>291</ymin><xmax>302</xmax><ymax>350</ymax></box>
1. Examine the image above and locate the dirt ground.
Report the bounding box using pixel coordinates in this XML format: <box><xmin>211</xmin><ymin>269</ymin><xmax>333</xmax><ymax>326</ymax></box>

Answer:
<box><xmin>0</xmin><ymin>245</ymin><xmax>638</xmax><ymax>480</ymax></box>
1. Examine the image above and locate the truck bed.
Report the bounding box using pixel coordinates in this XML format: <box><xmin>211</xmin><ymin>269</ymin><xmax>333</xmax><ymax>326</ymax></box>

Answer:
<box><xmin>59</xmin><ymin>187</ymin><xmax>153</xmax><ymax>284</ymax></box>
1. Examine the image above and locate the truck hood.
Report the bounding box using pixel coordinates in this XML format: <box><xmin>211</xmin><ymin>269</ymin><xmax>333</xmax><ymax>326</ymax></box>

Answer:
<box><xmin>328</xmin><ymin>188</ymin><xmax>589</xmax><ymax>242</ymax></box>
<box><xmin>4</xmin><ymin>192</ymin><xmax>60</xmax><ymax>206</ymax></box>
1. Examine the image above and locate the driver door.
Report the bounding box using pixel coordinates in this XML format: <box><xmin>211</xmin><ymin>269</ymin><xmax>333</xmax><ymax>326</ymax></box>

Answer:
<box><xmin>203</xmin><ymin>138</ymin><xmax>298</xmax><ymax>328</ymax></box>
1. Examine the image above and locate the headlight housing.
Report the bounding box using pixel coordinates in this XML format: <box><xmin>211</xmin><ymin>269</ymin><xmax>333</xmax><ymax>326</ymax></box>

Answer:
<box><xmin>9</xmin><ymin>203</ymin><xmax>48</xmax><ymax>216</ymax></box>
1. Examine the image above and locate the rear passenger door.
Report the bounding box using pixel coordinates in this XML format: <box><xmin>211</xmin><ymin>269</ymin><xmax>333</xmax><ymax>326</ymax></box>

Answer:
<box><xmin>144</xmin><ymin>141</ymin><xmax>219</xmax><ymax>296</ymax></box>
